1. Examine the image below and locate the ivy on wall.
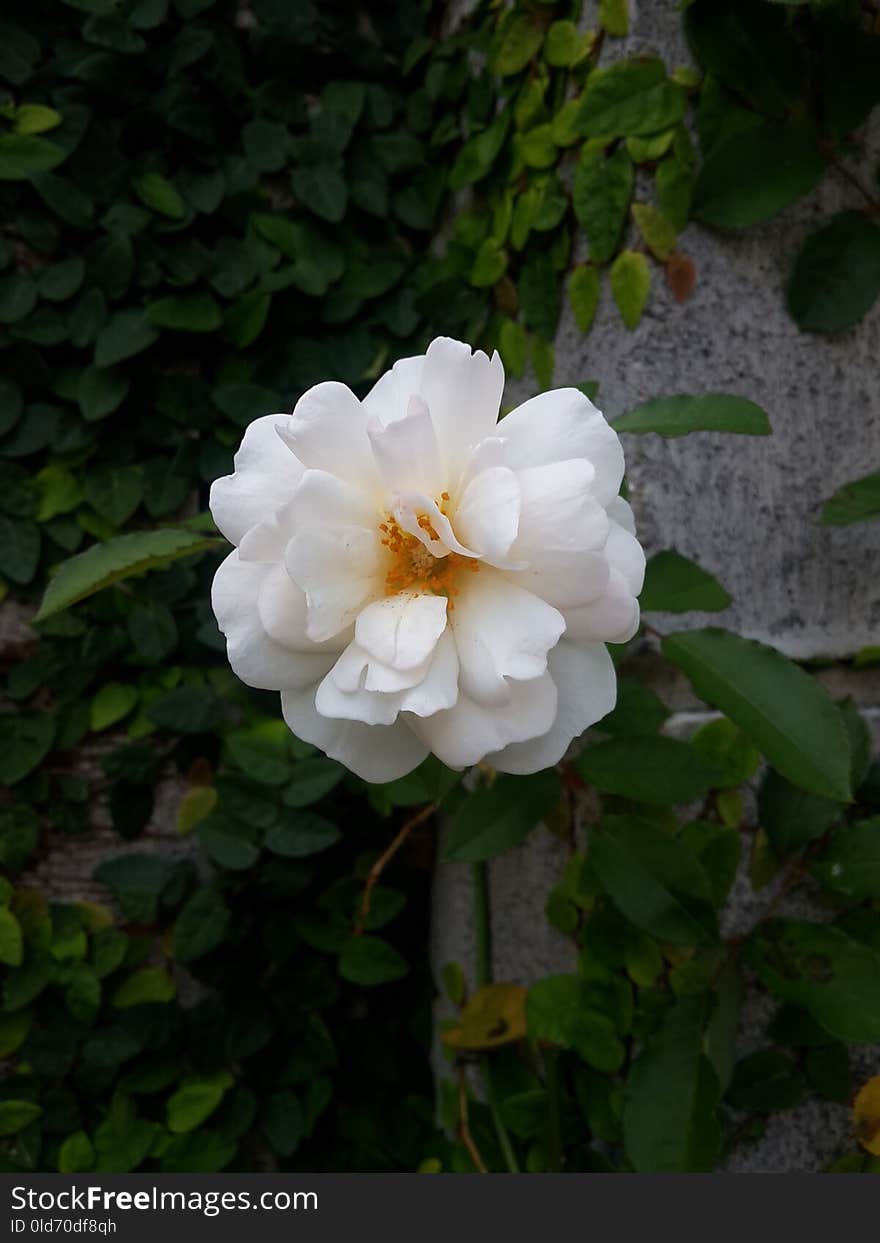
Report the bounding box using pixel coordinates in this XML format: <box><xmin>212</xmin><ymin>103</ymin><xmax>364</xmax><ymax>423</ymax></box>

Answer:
<box><xmin>1</xmin><ymin>0</ymin><xmax>880</xmax><ymax>1176</ymax></box>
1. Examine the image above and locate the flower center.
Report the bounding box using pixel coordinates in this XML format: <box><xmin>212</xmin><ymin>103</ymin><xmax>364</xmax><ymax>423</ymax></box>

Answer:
<box><xmin>379</xmin><ymin>494</ymin><xmax>479</xmax><ymax>607</ymax></box>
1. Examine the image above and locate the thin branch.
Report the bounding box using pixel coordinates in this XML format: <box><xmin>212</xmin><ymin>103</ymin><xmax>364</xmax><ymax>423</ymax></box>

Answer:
<box><xmin>457</xmin><ymin>1071</ymin><xmax>488</xmax><ymax>1174</ymax></box>
<box><xmin>354</xmin><ymin>802</ymin><xmax>437</xmax><ymax>935</ymax></box>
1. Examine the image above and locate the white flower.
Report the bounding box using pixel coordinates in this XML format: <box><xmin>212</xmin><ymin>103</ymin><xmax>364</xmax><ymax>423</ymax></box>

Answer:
<box><xmin>210</xmin><ymin>337</ymin><xmax>644</xmax><ymax>783</ymax></box>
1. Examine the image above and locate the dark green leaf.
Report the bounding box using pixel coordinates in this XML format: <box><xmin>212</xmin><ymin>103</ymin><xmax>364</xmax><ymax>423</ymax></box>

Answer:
<box><xmin>265</xmin><ymin>813</ymin><xmax>340</xmax><ymax>858</ymax></box>
<box><xmin>727</xmin><ymin>1049</ymin><xmax>804</xmax><ymax>1112</ymax></box>
<box><xmin>338</xmin><ymin>935</ymin><xmax>408</xmax><ymax>986</ymax></box>
<box><xmin>788</xmin><ymin>212</ymin><xmax>880</xmax><ymax>335</ymax></box>
<box><xmin>576</xmin><ymin>59</ymin><xmax>685</xmax><ymax>138</ymax></box>
<box><xmin>662</xmin><ymin>629</ymin><xmax>852</xmax><ymax>802</ymax></box>
<box><xmin>614</xmin><ymin>393</ymin><xmax>770</xmax><ymax>436</ymax></box>
<box><xmin>442</xmin><ymin>771</ymin><xmax>562</xmax><ymax>863</ymax></box>
<box><xmin>94</xmin><ymin>310</ymin><xmax>158</xmax><ymax>368</ymax></box>
<box><xmin>173</xmin><ymin>888</ymin><xmax>230</xmax><ymax>963</ymax></box>
<box><xmin>758</xmin><ymin>767</ymin><xmax>842</xmax><ymax>856</ymax></box>
<box><xmin>572</xmin><ymin>146</ymin><xmax>633</xmax><ymax>265</ymax></box>
<box><xmin>820</xmin><ymin>470</ymin><xmax>880</xmax><ymax>527</ymax></box>
<box><xmin>641</xmin><ymin>550</ymin><xmax>731</xmax><ymax>613</ymax></box>
<box><xmin>692</xmin><ymin>125</ymin><xmax>825</xmax><ymax>229</ymax></box>
<box><xmin>812</xmin><ymin>818</ymin><xmax>880</xmax><ymax>899</ymax></box>
<box><xmin>576</xmin><ymin>736</ymin><xmax>724</xmax><ymax>805</ymax></box>
<box><xmin>145</xmin><ymin>291</ymin><xmax>221</xmax><ymax>333</ymax></box>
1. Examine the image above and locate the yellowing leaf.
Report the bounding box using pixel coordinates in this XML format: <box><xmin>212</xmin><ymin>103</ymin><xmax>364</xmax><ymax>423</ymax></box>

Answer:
<box><xmin>854</xmin><ymin>1077</ymin><xmax>880</xmax><ymax>1155</ymax></box>
<box><xmin>177</xmin><ymin>786</ymin><xmax>218</xmax><ymax>835</ymax></box>
<box><xmin>632</xmin><ymin>203</ymin><xmax>677</xmax><ymax>262</ymax></box>
<box><xmin>14</xmin><ymin>104</ymin><xmax>62</xmax><ymax>135</ymax></box>
<box><xmin>442</xmin><ymin>983</ymin><xmax>527</xmax><ymax>1050</ymax></box>
<box><xmin>610</xmin><ymin>250</ymin><xmax>650</xmax><ymax>328</ymax></box>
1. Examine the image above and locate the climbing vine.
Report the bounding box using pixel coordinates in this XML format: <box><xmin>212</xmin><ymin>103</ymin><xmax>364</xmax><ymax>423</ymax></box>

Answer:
<box><xmin>1</xmin><ymin>0</ymin><xmax>879</xmax><ymax>1175</ymax></box>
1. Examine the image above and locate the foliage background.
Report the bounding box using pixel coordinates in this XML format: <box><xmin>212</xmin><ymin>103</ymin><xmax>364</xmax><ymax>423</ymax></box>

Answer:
<box><xmin>1</xmin><ymin>0</ymin><xmax>880</xmax><ymax>1175</ymax></box>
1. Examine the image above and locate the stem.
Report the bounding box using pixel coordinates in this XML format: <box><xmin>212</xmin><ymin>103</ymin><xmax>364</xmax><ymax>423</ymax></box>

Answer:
<box><xmin>544</xmin><ymin>1047</ymin><xmax>563</xmax><ymax>1173</ymax></box>
<box><xmin>354</xmin><ymin>802</ymin><xmax>436</xmax><ymax>935</ymax></box>
<box><xmin>471</xmin><ymin>861</ymin><xmax>520</xmax><ymax>1173</ymax></box>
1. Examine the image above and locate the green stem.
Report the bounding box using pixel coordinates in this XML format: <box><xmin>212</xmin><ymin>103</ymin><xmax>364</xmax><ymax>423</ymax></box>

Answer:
<box><xmin>544</xmin><ymin>1046</ymin><xmax>563</xmax><ymax>1173</ymax></box>
<box><xmin>471</xmin><ymin>861</ymin><xmax>520</xmax><ymax>1173</ymax></box>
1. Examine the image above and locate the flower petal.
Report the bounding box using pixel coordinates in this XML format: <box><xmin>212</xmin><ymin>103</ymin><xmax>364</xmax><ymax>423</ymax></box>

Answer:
<box><xmin>367</xmin><ymin>393</ymin><xmax>445</xmax><ymax>497</ymax></box>
<box><xmin>355</xmin><ymin>592</ymin><xmax>448</xmax><ymax>671</ymax></box>
<box><xmin>419</xmin><ymin>337</ymin><xmax>505</xmax><ymax>480</ymax></box>
<box><xmin>564</xmin><ymin>567</ymin><xmax>640</xmax><ymax>643</ymax></box>
<box><xmin>451</xmin><ymin>575</ymin><xmax>565</xmax><ymax>707</ymax></box>
<box><xmin>499</xmin><ymin>389</ymin><xmax>624</xmax><ymax>506</ymax></box>
<box><xmin>410</xmin><ymin>672</ymin><xmax>557</xmax><ymax>768</ymax></box>
<box><xmin>454</xmin><ymin>466</ymin><xmax>522</xmax><ymax>567</ymax></box>
<box><xmin>363</xmin><ymin>354</ymin><xmax>425</xmax><ymax>428</ymax></box>
<box><xmin>286</xmin><ymin>525</ymin><xmax>382</xmax><ymax>642</ymax></box>
<box><xmin>399</xmin><ymin>629</ymin><xmax>459</xmax><ymax>717</ymax></box>
<box><xmin>285</xmin><ymin>468</ymin><xmax>377</xmax><ymax>532</ymax></box>
<box><xmin>212</xmin><ymin>550</ymin><xmax>336</xmax><ymax>691</ymax></box>
<box><xmin>392</xmin><ymin>491</ymin><xmax>477</xmax><ymax>558</ymax></box>
<box><xmin>512</xmin><ymin>549</ymin><xmax>611</xmax><ymax>609</ymax></box>
<box><xmin>257</xmin><ymin>562</ymin><xmax>348</xmax><ymax>652</ymax></box>
<box><xmin>512</xmin><ymin>459</ymin><xmax>609</xmax><ymax>556</ymax></box>
<box><xmin>280</xmin><ymin>381</ymin><xmax>376</xmax><ymax>490</ymax></box>
<box><xmin>209</xmin><ymin>415</ymin><xmax>304</xmax><ymax>546</ymax></box>
<box><xmin>281</xmin><ymin>686</ymin><xmax>428</xmax><ymax>783</ymax></box>
<box><xmin>487</xmin><ymin>640</ymin><xmax>616</xmax><ymax>774</ymax></box>
<box><xmin>605</xmin><ymin>519</ymin><xmax>646</xmax><ymax>596</ymax></box>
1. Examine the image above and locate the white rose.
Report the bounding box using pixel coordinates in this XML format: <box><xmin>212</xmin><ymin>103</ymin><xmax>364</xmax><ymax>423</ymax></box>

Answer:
<box><xmin>210</xmin><ymin>336</ymin><xmax>644</xmax><ymax>782</ymax></box>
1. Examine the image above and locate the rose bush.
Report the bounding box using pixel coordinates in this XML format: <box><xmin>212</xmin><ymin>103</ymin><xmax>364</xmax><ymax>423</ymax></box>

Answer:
<box><xmin>210</xmin><ymin>336</ymin><xmax>644</xmax><ymax>781</ymax></box>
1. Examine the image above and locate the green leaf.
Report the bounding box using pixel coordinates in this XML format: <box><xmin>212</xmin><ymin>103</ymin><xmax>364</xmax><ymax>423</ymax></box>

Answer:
<box><xmin>568</xmin><ymin>265</ymin><xmax>601</xmax><ymax>333</ymax></box>
<box><xmin>94</xmin><ymin>309</ymin><xmax>159</xmax><ymax>368</ymax></box>
<box><xmin>598</xmin><ymin>679</ymin><xmax>670</xmax><ymax>738</ymax></box>
<box><xmin>576</xmin><ymin>59</ymin><xmax>685</xmax><ymax>139</ymax></box>
<box><xmin>820</xmin><ymin>471</ymin><xmax>880</xmax><ymax>527</ymax></box>
<box><xmin>226</xmin><ymin>720</ymin><xmax>292</xmax><ymax>785</ymax></box>
<box><xmin>0</xmin><ymin>1100</ymin><xmax>43</xmax><ymax>1136</ymax></box>
<box><xmin>662</xmin><ymin>628</ymin><xmax>852</xmax><ymax>802</ymax></box>
<box><xmin>573</xmin><ymin>146</ymin><xmax>633</xmax><ymax>265</ymax></box>
<box><xmin>598</xmin><ymin>0</ymin><xmax>629</xmax><ymax>37</ymax></box>
<box><xmin>0</xmin><ymin>907</ymin><xmax>24</xmax><ymax>967</ymax></box>
<box><xmin>83</xmin><ymin>464</ymin><xmax>143</xmax><ymax>526</ymax></box>
<box><xmin>631</xmin><ymin>202</ymin><xmax>676</xmax><ymax>262</ymax></box>
<box><xmin>148</xmin><ymin>686</ymin><xmax>223</xmax><ymax>733</ymax></box>
<box><xmin>197</xmin><ymin>825</ymin><xmax>259</xmax><ymax>872</ymax></box>
<box><xmin>727</xmin><ymin>1049</ymin><xmax>804</xmax><ymax>1112</ymax></box>
<box><xmin>787</xmin><ymin>212</ymin><xmax>880</xmax><ymax>334</ymax></box>
<box><xmin>36</xmin><ymin>528</ymin><xmax>224</xmax><ymax>620</ymax></box>
<box><xmin>145</xmin><ymin>291</ymin><xmax>221</xmax><ymax>333</ymax></box>
<box><xmin>58</xmin><ymin>1130</ymin><xmax>94</xmax><ymax>1174</ymax></box>
<box><xmin>610</xmin><ymin>250</ymin><xmax>650</xmax><ymax>329</ymax></box>
<box><xmin>758</xmin><ymin>767</ymin><xmax>842</xmax><ymax>856</ymax></box>
<box><xmin>469</xmin><ymin>239</ymin><xmax>507</xmax><ymax>288</ymax></box>
<box><xmin>527</xmin><ymin>975</ymin><xmax>625</xmax><ymax>1072</ymax></box>
<box><xmin>623</xmin><ymin>996</ymin><xmax>721</xmax><ymax>1172</ymax></box>
<box><xmin>77</xmin><ymin>367</ymin><xmax>130</xmax><ymax>422</ymax></box>
<box><xmin>173</xmin><ymin>887</ymin><xmax>230</xmax><ymax>963</ymax></box>
<box><xmin>131</xmin><ymin>170</ymin><xmax>185</xmax><ymax>219</ymax></box>
<box><xmin>0</xmin><ymin>516</ymin><xmax>40</xmax><ymax>584</ymax></box>
<box><xmin>589</xmin><ymin>814</ymin><xmax>718</xmax><ymax>945</ymax></box>
<box><xmin>498</xmin><ymin>318</ymin><xmax>528</xmax><ymax>378</ymax></box>
<box><xmin>641</xmin><ymin>550</ymin><xmax>731</xmax><ymax>612</ymax></box>
<box><xmin>692</xmin><ymin>125</ymin><xmax>825</xmax><ymax>229</ymax></box>
<box><xmin>752</xmin><ymin>920</ymin><xmax>880</xmax><ymax>1043</ymax></box>
<box><xmin>543</xmin><ymin>21</ymin><xmax>589</xmax><ymax>69</ymax></box>
<box><xmin>614</xmin><ymin>393</ymin><xmax>771</xmax><ymax>437</ymax></box>
<box><xmin>14</xmin><ymin>104</ymin><xmax>61</xmax><ymax>135</ymax></box>
<box><xmin>812</xmin><ymin>818</ymin><xmax>880</xmax><ymax>899</ymax></box>
<box><xmin>291</xmin><ymin>164</ymin><xmax>347</xmax><ymax>223</ymax></box>
<box><xmin>442</xmin><ymin>771</ymin><xmax>562</xmax><ymax>863</ymax></box>
<box><xmin>224</xmin><ymin>289</ymin><xmax>270</xmax><ymax>348</ymax></box>
<box><xmin>283</xmin><ymin>757</ymin><xmax>344</xmax><ymax>808</ymax></box>
<box><xmin>261</xmin><ymin>1090</ymin><xmax>304</xmax><ymax>1156</ymax></box>
<box><xmin>90</xmin><ymin>682</ymin><xmax>138</xmax><ymax>732</ymax></box>
<box><xmin>0</xmin><ymin>713</ymin><xmax>55</xmax><ymax>785</ymax></box>
<box><xmin>489</xmin><ymin>12</ymin><xmax>544</xmax><ymax>76</ymax></box>
<box><xmin>0</xmin><ymin>133</ymin><xmax>65</xmax><ymax>179</ymax></box>
<box><xmin>167</xmin><ymin>1072</ymin><xmax>234</xmax><ymax>1134</ymax></box>
<box><xmin>338</xmin><ymin>935</ymin><xmax>408</xmax><ymax>986</ymax></box>
<box><xmin>576</xmin><ymin>736</ymin><xmax>723</xmax><ymax>805</ymax></box>
<box><xmin>264</xmin><ymin>812</ymin><xmax>341</xmax><ymax>858</ymax></box>
<box><xmin>94</xmin><ymin>853</ymin><xmax>170</xmax><ymax>923</ymax></box>
<box><xmin>689</xmin><ymin>719</ymin><xmax>759</xmax><ymax>789</ymax></box>
<box><xmin>448</xmin><ymin>112</ymin><xmax>510</xmax><ymax>190</ymax></box>
<box><xmin>112</xmin><ymin>966</ymin><xmax>176</xmax><ymax>1009</ymax></box>
<box><xmin>518</xmin><ymin>249</ymin><xmax>560</xmax><ymax>340</ymax></box>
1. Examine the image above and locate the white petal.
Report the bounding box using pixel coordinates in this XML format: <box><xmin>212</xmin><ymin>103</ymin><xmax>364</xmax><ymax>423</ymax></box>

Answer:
<box><xmin>281</xmin><ymin>687</ymin><xmax>428</xmax><ymax>783</ymax></box>
<box><xmin>410</xmin><ymin>673</ymin><xmax>557</xmax><ymax>769</ymax></box>
<box><xmin>285</xmin><ymin>525</ymin><xmax>382</xmax><ymax>642</ymax></box>
<box><xmin>512</xmin><ymin>549</ymin><xmax>611</xmax><ymax>609</ymax></box>
<box><xmin>512</xmin><ymin>459</ymin><xmax>609</xmax><ymax>556</ymax></box>
<box><xmin>316</xmin><ymin>653</ymin><xmax>404</xmax><ymax>726</ymax></box>
<box><xmin>399</xmin><ymin>629</ymin><xmax>459</xmax><ymax>717</ymax></box>
<box><xmin>499</xmin><ymin>389</ymin><xmax>624</xmax><ymax>506</ymax></box>
<box><xmin>363</xmin><ymin>354</ymin><xmax>425</xmax><ymax>428</ymax></box>
<box><xmin>564</xmin><ymin>568</ymin><xmax>640</xmax><ymax>643</ymax></box>
<box><xmin>209</xmin><ymin>415</ymin><xmax>304</xmax><ymax>546</ymax></box>
<box><xmin>281</xmin><ymin>381</ymin><xmax>377</xmax><ymax>490</ymax></box>
<box><xmin>451</xmin><ymin>575</ymin><xmax>565</xmax><ymax>707</ymax></box>
<box><xmin>454</xmin><ymin>467</ymin><xmax>522</xmax><ymax>567</ymax></box>
<box><xmin>418</xmin><ymin>337</ymin><xmax>505</xmax><ymax>480</ymax></box>
<box><xmin>488</xmin><ymin>640</ymin><xmax>616</xmax><ymax>774</ymax></box>
<box><xmin>285</xmin><ymin>468</ymin><xmax>377</xmax><ymax>532</ymax></box>
<box><xmin>605</xmin><ymin>520</ymin><xmax>646</xmax><ymax>596</ymax></box>
<box><xmin>257</xmin><ymin>562</ymin><xmax>347</xmax><ymax>652</ymax></box>
<box><xmin>608</xmin><ymin>494</ymin><xmax>636</xmax><ymax>534</ymax></box>
<box><xmin>367</xmin><ymin>394</ymin><xmax>445</xmax><ymax>497</ymax></box>
<box><xmin>392</xmin><ymin>491</ymin><xmax>477</xmax><ymax>558</ymax></box>
<box><xmin>212</xmin><ymin>550</ymin><xmax>336</xmax><ymax>691</ymax></box>
<box><xmin>355</xmin><ymin>592</ymin><xmax>448</xmax><ymax>671</ymax></box>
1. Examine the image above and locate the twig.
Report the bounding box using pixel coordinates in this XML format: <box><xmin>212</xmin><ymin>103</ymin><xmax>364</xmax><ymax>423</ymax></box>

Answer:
<box><xmin>354</xmin><ymin>802</ymin><xmax>436</xmax><ymax>935</ymax></box>
<box><xmin>457</xmin><ymin>1070</ymin><xmax>488</xmax><ymax>1174</ymax></box>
